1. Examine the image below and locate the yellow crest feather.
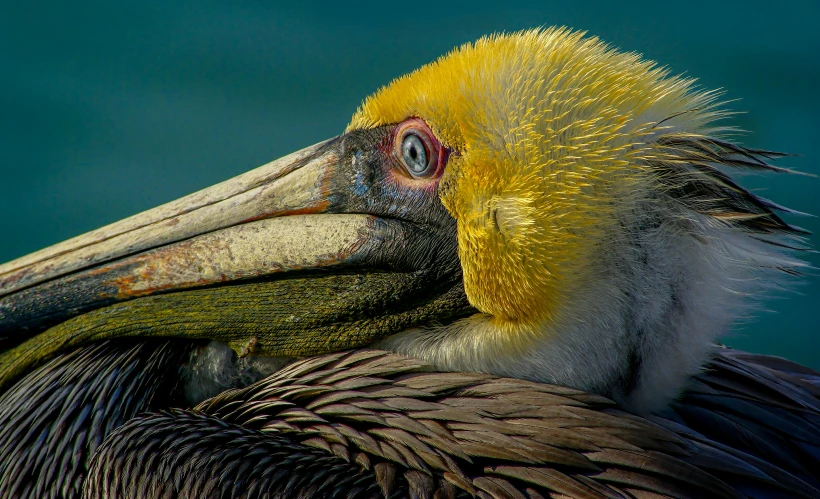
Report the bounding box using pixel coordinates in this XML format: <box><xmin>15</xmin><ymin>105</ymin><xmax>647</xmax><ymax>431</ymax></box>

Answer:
<box><xmin>349</xmin><ymin>28</ymin><xmax>723</xmax><ymax>329</ymax></box>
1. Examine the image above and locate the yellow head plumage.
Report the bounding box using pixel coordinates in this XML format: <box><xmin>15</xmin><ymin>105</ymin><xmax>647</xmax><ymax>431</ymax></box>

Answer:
<box><xmin>348</xmin><ymin>28</ymin><xmax>724</xmax><ymax>332</ymax></box>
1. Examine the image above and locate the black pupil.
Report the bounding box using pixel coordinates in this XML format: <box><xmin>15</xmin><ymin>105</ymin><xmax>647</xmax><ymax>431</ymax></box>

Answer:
<box><xmin>403</xmin><ymin>134</ymin><xmax>428</xmax><ymax>174</ymax></box>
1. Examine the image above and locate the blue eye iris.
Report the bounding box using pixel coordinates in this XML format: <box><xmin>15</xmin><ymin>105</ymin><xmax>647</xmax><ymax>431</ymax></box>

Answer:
<box><xmin>401</xmin><ymin>133</ymin><xmax>431</xmax><ymax>176</ymax></box>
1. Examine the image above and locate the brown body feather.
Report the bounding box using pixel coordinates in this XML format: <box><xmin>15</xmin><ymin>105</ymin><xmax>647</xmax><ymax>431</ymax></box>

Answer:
<box><xmin>73</xmin><ymin>347</ymin><xmax>820</xmax><ymax>498</ymax></box>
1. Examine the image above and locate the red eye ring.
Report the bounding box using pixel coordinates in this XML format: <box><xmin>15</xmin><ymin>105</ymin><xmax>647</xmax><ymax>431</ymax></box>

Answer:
<box><xmin>393</xmin><ymin>118</ymin><xmax>447</xmax><ymax>180</ymax></box>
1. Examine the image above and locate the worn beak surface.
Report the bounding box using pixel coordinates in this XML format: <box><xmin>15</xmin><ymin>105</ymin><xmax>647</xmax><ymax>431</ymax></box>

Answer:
<box><xmin>0</xmin><ymin>128</ymin><xmax>471</xmax><ymax>390</ymax></box>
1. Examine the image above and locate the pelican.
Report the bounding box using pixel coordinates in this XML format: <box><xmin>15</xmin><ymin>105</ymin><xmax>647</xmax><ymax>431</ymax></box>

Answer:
<box><xmin>0</xmin><ymin>28</ymin><xmax>817</xmax><ymax>498</ymax></box>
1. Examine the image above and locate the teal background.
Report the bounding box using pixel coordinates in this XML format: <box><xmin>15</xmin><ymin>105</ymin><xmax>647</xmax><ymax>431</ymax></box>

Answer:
<box><xmin>1</xmin><ymin>2</ymin><xmax>818</xmax><ymax>366</ymax></box>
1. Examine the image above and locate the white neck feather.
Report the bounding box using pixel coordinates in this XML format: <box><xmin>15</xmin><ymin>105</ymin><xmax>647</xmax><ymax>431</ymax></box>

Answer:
<box><xmin>377</xmin><ymin>197</ymin><xmax>800</xmax><ymax>414</ymax></box>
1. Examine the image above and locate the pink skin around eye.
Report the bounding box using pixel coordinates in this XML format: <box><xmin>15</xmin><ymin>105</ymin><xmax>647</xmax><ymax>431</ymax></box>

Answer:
<box><xmin>384</xmin><ymin>117</ymin><xmax>450</xmax><ymax>192</ymax></box>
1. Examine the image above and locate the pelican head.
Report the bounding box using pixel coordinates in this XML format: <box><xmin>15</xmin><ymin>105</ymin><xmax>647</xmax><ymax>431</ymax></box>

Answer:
<box><xmin>360</xmin><ymin>28</ymin><xmax>806</xmax><ymax>412</ymax></box>
<box><xmin>0</xmin><ymin>28</ymin><xmax>806</xmax><ymax>414</ymax></box>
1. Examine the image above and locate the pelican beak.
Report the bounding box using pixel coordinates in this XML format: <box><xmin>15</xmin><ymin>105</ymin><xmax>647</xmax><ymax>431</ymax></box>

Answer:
<box><xmin>0</xmin><ymin>129</ymin><xmax>471</xmax><ymax>389</ymax></box>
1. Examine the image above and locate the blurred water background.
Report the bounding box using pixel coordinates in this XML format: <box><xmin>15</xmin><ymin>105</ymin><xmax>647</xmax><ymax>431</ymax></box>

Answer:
<box><xmin>1</xmin><ymin>1</ymin><xmax>817</xmax><ymax>366</ymax></box>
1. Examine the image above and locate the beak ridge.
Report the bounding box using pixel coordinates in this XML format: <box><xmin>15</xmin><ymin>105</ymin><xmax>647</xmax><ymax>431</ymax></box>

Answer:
<box><xmin>0</xmin><ymin>138</ymin><xmax>338</xmax><ymax>297</ymax></box>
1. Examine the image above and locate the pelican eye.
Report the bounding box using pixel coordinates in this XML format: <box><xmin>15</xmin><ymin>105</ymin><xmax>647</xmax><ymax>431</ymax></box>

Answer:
<box><xmin>392</xmin><ymin>118</ymin><xmax>445</xmax><ymax>180</ymax></box>
<box><xmin>401</xmin><ymin>133</ymin><xmax>431</xmax><ymax>176</ymax></box>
